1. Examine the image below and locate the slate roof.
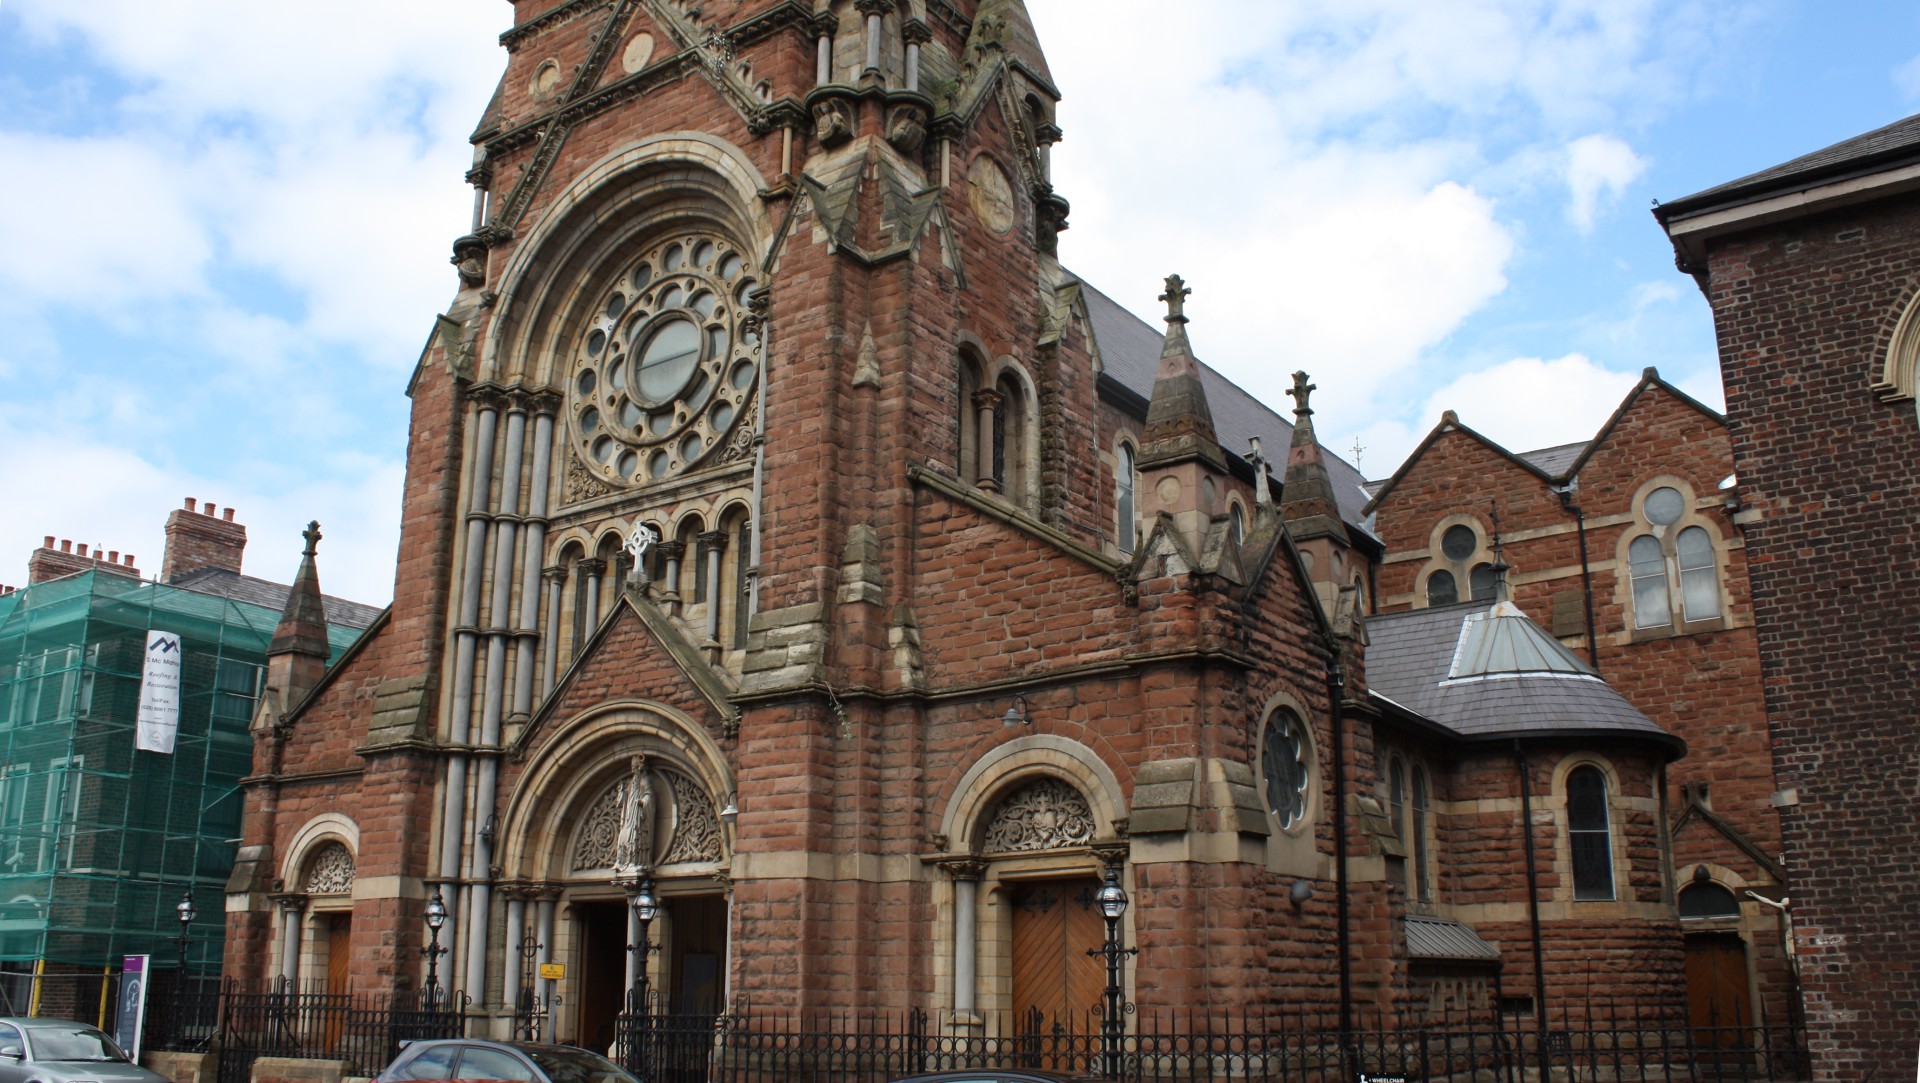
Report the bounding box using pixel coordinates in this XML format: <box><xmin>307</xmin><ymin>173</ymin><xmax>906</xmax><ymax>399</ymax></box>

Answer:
<box><xmin>1075</xmin><ymin>278</ymin><xmax>1377</xmax><ymax>534</ymax></box>
<box><xmin>1366</xmin><ymin>602</ymin><xmax>1680</xmax><ymax>751</ymax></box>
<box><xmin>1516</xmin><ymin>440</ymin><xmax>1588</xmax><ymax>479</ymax></box>
<box><xmin>169</xmin><ymin>568</ymin><xmax>384</xmax><ymax>631</ymax></box>
<box><xmin>1405</xmin><ymin>915</ymin><xmax>1501</xmax><ymax>963</ymax></box>
<box><xmin>1657</xmin><ymin>112</ymin><xmax>1920</xmax><ymax>221</ymax></box>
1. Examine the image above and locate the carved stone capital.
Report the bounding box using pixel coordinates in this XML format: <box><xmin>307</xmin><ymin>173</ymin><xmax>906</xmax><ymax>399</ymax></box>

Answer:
<box><xmin>697</xmin><ymin>530</ymin><xmax>729</xmax><ymax>554</ymax></box>
<box><xmin>854</xmin><ymin>0</ymin><xmax>895</xmax><ymax>15</ymax></box>
<box><xmin>469</xmin><ymin>385</ymin><xmax>509</xmax><ymax>412</ymax></box>
<box><xmin>902</xmin><ymin>18</ymin><xmax>933</xmax><ymax>45</ymax></box>
<box><xmin>1091</xmin><ymin>841</ymin><xmax>1130</xmax><ymax>870</ymax></box>
<box><xmin>654</xmin><ymin>541</ymin><xmax>686</xmax><ymax>560</ymax></box>
<box><xmin>543</xmin><ymin>564</ymin><xmax>569</xmax><ymax>584</ymax></box>
<box><xmin>271</xmin><ymin>892</ymin><xmax>309</xmax><ymax>914</ymax></box>
<box><xmin>575</xmin><ymin>558</ymin><xmax>607</xmax><ymax>576</ymax></box>
<box><xmin>972</xmin><ymin>388</ymin><xmax>1004</xmax><ymax>410</ymax></box>
<box><xmin>939</xmin><ymin>859</ymin><xmax>987</xmax><ymax>882</ymax></box>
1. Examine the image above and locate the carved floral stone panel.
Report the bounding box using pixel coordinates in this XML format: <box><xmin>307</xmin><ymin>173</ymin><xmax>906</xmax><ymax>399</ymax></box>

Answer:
<box><xmin>982</xmin><ymin>777</ymin><xmax>1095</xmax><ymax>853</ymax></box>
<box><xmin>303</xmin><ymin>842</ymin><xmax>356</xmax><ymax>895</ymax></box>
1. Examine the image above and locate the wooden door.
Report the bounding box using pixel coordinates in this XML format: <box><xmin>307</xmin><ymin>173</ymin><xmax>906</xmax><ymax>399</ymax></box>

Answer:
<box><xmin>1009</xmin><ymin>878</ymin><xmax>1105</xmax><ymax>1037</ymax></box>
<box><xmin>576</xmin><ymin>901</ymin><xmax>630</xmax><ymax>1054</ymax></box>
<box><xmin>324</xmin><ymin>915</ymin><xmax>352</xmax><ymax>995</ymax></box>
<box><xmin>667</xmin><ymin>895</ymin><xmax>726</xmax><ymax>1016</ymax></box>
<box><xmin>1685</xmin><ymin>933</ymin><xmax>1752</xmax><ymax>1047</ymax></box>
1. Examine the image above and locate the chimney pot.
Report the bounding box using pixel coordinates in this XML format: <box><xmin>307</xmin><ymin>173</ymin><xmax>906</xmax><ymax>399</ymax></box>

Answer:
<box><xmin>78</xmin><ymin>544</ymin><xmax>89</xmax><ymax>558</ymax></box>
<box><xmin>42</xmin><ymin>536</ymin><xmax>53</xmax><ymax>548</ymax></box>
<box><xmin>108</xmin><ymin>550</ymin><xmax>119</xmax><ymax>563</ymax></box>
<box><xmin>126</xmin><ymin>555</ymin><xmax>135</xmax><ymax>567</ymax></box>
<box><xmin>185</xmin><ymin>498</ymin><xmax>197</xmax><ymax>512</ymax></box>
<box><xmin>223</xmin><ymin>507</ymin><xmax>235</xmax><ymax>523</ymax></box>
<box><xmin>61</xmin><ymin>540</ymin><xmax>72</xmax><ymax>553</ymax></box>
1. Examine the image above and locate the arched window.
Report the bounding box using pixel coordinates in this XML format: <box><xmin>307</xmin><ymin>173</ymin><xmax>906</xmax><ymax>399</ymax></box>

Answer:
<box><xmin>1387</xmin><ymin>757</ymin><xmax>1406</xmax><ymax>842</ymax></box>
<box><xmin>1259</xmin><ymin>709</ymin><xmax>1311</xmax><ymax>831</ymax></box>
<box><xmin>1678</xmin><ymin>882</ymin><xmax>1741</xmax><ymax>919</ymax></box>
<box><xmin>1627</xmin><ymin>485</ymin><xmax>1722</xmax><ymax>631</ymax></box>
<box><xmin>1230</xmin><ymin>503</ymin><xmax>1246</xmax><ymax>546</ymax></box>
<box><xmin>1411</xmin><ymin>765</ymin><xmax>1432</xmax><ymax>903</ymax></box>
<box><xmin>1116</xmin><ymin>443</ymin><xmax>1137</xmax><ymax>554</ymax></box>
<box><xmin>1566</xmin><ymin>765</ymin><xmax>1614</xmax><ymax>901</ymax></box>
<box><xmin>732</xmin><ymin>517</ymin><xmax>753</xmax><ymax>649</ymax></box>
<box><xmin>1424</xmin><ymin>521</ymin><xmax>1494</xmax><ymax>607</ymax></box>
<box><xmin>1468</xmin><ymin>562</ymin><xmax>1497</xmax><ymax>602</ymax></box>
<box><xmin>993</xmin><ymin>372</ymin><xmax>1031</xmax><ymax>500</ymax></box>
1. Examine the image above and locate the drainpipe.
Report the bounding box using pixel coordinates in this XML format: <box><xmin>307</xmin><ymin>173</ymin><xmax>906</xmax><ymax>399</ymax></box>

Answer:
<box><xmin>1515</xmin><ymin>741</ymin><xmax>1549</xmax><ymax>1050</ymax></box>
<box><xmin>746</xmin><ymin>290</ymin><xmax>771</xmax><ymax>618</ymax></box>
<box><xmin>1556</xmin><ymin>488</ymin><xmax>1600</xmax><ymax>671</ymax></box>
<box><xmin>1327</xmin><ymin>651</ymin><xmax>1352</xmax><ymax>1041</ymax></box>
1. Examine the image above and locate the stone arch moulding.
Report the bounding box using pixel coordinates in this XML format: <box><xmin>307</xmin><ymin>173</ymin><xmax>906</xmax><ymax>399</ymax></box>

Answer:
<box><xmin>498</xmin><ymin>699</ymin><xmax>735</xmax><ymax>882</ymax></box>
<box><xmin>940</xmin><ymin>735</ymin><xmax>1127</xmax><ymax>854</ymax></box>
<box><xmin>479</xmin><ymin>133</ymin><xmax>776</xmax><ymax>386</ymax></box>
<box><xmin>1874</xmin><ymin>283</ymin><xmax>1920</xmax><ymax>407</ymax></box>
<box><xmin>278</xmin><ymin>813</ymin><xmax>360</xmax><ymax>892</ymax></box>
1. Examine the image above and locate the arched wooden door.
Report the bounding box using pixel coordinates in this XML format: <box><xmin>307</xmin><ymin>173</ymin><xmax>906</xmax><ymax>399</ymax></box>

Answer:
<box><xmin>1009</xmin><ymin>878</ymin><xmax>1104</xmax><ymax>1037</ymax></box>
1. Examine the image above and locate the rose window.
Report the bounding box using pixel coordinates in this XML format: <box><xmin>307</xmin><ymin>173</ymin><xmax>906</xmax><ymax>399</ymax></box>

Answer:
<box><xmin>1262</xmin><ymin>712</ymin><xmax>1309</xmax><ymax>830</ymax></box>
<box><xmin>569</xmin><ymin>233</ymin><xmax>760</xmax><ymax>485</ymax></box>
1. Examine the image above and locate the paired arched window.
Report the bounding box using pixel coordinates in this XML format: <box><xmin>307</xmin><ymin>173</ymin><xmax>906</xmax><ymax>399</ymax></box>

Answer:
<box><xmin>1566</xmin><ymin>765</ymin><xmax>1615</xmax><ymax>901</ymax></box>
<box><xmin>1627</xmin><ymin>486</ymin><xmax>1721</xmax><ymax>630</ymax></box>
<box><xmin>958</xmin><ymin>354</ymin><xmax>1035</xmax><ymax>505</ymax></box>
<box><xmin>1115</xmin><ymin>443</ymin><xmax>1137</xmax><ymax>555</ymax></box>
<box><xmin>1425</xmin><ymin>522</ymin><xmax>1496</xmax><ymax>606</ymax></box>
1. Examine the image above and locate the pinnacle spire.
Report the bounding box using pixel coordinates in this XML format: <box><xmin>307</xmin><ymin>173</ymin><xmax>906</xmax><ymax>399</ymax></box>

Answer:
<box><xmin>270</xmin><ymin>521</ymin><xmax>331</xmax><ymax>661</ymax></box>
<box><xmin>1137</xmin><ymin>274</ymin><xmax>1225</xmax><ymax>470</ymax></box>
<box><xmin>1280</xmin><ymin>371</ymin><xmax>1350</xmax><ymax>543</ymax></box>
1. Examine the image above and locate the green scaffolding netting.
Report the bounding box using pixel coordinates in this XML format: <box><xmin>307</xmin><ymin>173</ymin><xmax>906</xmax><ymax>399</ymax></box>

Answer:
<box><xmin>0</xmin><ymin>571</ymin><xmax>361</xmax><ymax>981</ymax></box>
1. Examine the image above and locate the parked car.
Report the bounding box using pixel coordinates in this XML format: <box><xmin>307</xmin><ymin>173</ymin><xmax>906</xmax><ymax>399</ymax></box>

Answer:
<box><xmin>0</xmin><ymin>1019</ymin><xmax>169</xmax><ymax>1083</ymax></box>
<box><xmin>375</xmin><ymin>1039</ymin><xmax>637</xmax><ymax>1083</ymax></box>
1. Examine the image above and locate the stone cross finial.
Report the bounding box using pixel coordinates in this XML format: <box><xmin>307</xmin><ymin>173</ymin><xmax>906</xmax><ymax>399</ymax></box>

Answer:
<box><xmin>1159</xmin><ymin>274</ymin><xmax>1191</xmax><ymax>324</ymax></box>
<box><xmin>1286</xmin><ymin>371</ymin><xmax>1316</xmax><ymax>416</ymax></box>
<box><xmin>623</xmin><ymin>521</ymin><xmax>656</xmax><ymax>584</ymax></box>
<box><xmin>302</xmin><ymin>521</ymin><xmax>322</xmax><ymax>557</ymax></box>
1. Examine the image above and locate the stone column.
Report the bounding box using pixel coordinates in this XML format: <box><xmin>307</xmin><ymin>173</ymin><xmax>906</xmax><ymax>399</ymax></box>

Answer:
<box><xmin>939</xmin><ymin>861</ymin><xmax>986</xmax><ymax>1015</ymax></box>
<box><xmin>816</xmin><ymin>28</ymin><xmax>833</xmax><ymax>85</ymax></box>
<box><xmin>274</xmin><ymin>895</ymin><xmax>307</xmax><ymax>986</ymax></box>
<box><xmin>578</xmin><ymin>559</ymin><xmax>606</xmax><ymax>637</ymax></box>
<box><xmin>698</xmin><ymin>531</ymin><xmax>728</xmax><ymax>650</ymax></box>
<box><xmin>535</xmin><ymin>893</ymin><xmax>558</xmax><ymax>1042</ymax></box>
<box><xmin>972</xmin><ymin>389</ymin><xmax>1003</xmax><ymax>491</ymax></box>
<box><xmin>857</xmin><ymin>0</ymin><xmax>891</xmax><ymax>76</ymax></box>
<box><xmin>542</xmin><ymin>565</ymin><xmax>566</xmax><ymax>696</ymax></box>
<box><xmin>903</xmin><ymin>21</ymin><xmax>930</xmax><ymax>93</ymax></box>
<box><xmin>502</xmin><ymin>891</ymin><xmax>527</xmax><ymax>1013</ymax></box>
<box><xmin>656</xmin><ymin>542</ymin><xmax>685</xmax><ymax>615</ymax></box>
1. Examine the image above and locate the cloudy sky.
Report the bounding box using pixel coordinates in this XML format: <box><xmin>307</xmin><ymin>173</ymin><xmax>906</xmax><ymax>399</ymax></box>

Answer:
<box><xmin>2</xmin><ymin>0</ymin><xmax>1916</xmax><ymax>606</ymax></box>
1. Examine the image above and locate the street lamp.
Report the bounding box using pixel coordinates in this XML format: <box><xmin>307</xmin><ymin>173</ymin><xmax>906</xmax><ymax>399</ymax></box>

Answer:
<box><xmin>630</xmin><ymin>876</ymin><xmax>659</xmax><ymax>1015</ymax></box>
<box><xmin>175</xmin><ymin>888</ymin><xmax>196</xmax><ymax>975</ymax></box>
<box><xmin>422</xmin><ymin>890</ymin><xmax>449</xmax><ymax>1013</ymax></box>
<box><xmin>1085</xmin><ymin>865</ymin><xmax>1136</xmax><ymax>1081</ymax></box>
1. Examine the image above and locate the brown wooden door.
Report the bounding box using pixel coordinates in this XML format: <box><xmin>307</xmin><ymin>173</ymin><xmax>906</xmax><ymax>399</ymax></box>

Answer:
<box><xmin>666</xmin><ymin>895</ymin><xmax>726</xmax><ymax>1016</ymax></box>
<box><xmin>1685</xmin><ymin>933</ymin><xmax>1752</xmax><ymax>1047</ymax></box>
<box><xmin>1010</xmin><ymin>878</ymin><xmax>1105</xmax><ymax>1036</ymax></box>
<box><xmin>324</xmin><ymin>914</ymin><xmax>352</xmax><ymax>995</ymax></box>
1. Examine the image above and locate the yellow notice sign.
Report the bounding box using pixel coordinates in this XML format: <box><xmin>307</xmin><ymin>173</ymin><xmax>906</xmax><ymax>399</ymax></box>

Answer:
<box><xmin>539</xmin><ymin>962</ymin><xmax>566</xmax><ymax>981</ymax></box>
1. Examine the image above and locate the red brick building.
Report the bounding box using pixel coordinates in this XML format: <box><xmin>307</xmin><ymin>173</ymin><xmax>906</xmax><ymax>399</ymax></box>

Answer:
<box><xmin>1657</xmin><ymin>114</ymin><xmax>1920</xmax><ymax>1081</ymax></box>
<box><xmin>1365</xmin><ymin>374</ymin><xmax>1793</xmax><ymax>1037</ymax></box>
<box><xmin>224</xmin><ymin>0</ymin><xmax>1703</xmax><ymax>1047</ymax></box>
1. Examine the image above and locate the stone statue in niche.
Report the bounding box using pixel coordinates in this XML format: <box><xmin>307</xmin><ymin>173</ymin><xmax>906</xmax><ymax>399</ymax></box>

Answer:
<box><xmin>613</xmin><ymin>754</ymin><xmax>656</xmax><ymax>873</ymax></box>
<box><xmin>575</xmin><ymin>757</ymin><xmax>729</xmax><ymax>872</ymax></box>
<box><xmin>813</xmin><ymin>99</ymin><xmax>852</xmax><ymax>147</ymax></box>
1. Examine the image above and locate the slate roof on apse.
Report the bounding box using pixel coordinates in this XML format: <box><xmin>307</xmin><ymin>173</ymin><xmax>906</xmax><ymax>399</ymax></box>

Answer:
<box><xmin>169</xmin><ymin>568</ymin><xmax>384</xmax><ymax>630</ymax></box>
<box><xmin>1365</xmin><ymin>602</ymin><xmax>1679</xmax><ymax>750</ymax></box>
<box><xmin>1074</xmin><ymin>277</ymin><xmax>1377</xmax><ymax>534</ymax></box>
<box><xmin>1658</xmin><ymin>111</ymin><xmax>1920</xmax><ymax>219</ymax></box>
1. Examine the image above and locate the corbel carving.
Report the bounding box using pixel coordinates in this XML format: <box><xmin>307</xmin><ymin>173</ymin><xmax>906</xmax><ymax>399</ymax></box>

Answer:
<box><xmin>812</xmin><ymin>98</ymin><xmax>854</xmax><ymax>147</ymax></box>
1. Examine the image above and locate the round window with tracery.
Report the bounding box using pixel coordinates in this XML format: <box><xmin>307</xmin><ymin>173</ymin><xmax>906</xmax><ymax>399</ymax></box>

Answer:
<box><xmin>1262</xmin><ymin>711</ymin><xmax>1310</xmax><ymax>830</ymax></box>
<box><xmin>568</xmin><ymin>233</ymin><xmax>761</xmax><ymax>487</ymax></box>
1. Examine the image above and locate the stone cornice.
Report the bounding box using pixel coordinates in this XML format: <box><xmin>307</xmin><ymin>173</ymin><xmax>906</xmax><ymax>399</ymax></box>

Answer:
<box><xmin>499</xmin><ymin>0</ymin><xmax>607</xmax><ymax>52</ymax></box>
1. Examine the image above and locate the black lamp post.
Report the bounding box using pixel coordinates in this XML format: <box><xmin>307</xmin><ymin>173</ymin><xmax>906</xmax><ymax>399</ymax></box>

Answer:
<box><xmin>422</xmin><ymin>890</ymin><xmax>449</xmax><ymax>1013</ymax></box>
<box><xmin>1085</xmin><ymin>865</ymin><xmax>1136</xmax><ymax>1081</ymax></box>
<box><xmin>629</xmin><ymin>876</ymin><xmax>659</xmax><ymax>1016</ymax></box>
<box><xmin>175</xmin><ymin>887</ymin><xmax>196</xmax><ymax>975</ymax></box>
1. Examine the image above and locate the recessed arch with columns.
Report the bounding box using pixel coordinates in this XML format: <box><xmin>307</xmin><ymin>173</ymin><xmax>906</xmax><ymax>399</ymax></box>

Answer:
<box><xmin>498</xmin><ymin>699</ymin><xmax>736</xmax><ymax>881</ymax></box>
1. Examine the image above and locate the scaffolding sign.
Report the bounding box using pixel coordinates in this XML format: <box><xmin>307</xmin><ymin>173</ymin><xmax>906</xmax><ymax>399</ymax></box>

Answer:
<box><xmin>135</xmin><ymin>632</ymin><xmax>182</xmax><ymax>754</ymax></box>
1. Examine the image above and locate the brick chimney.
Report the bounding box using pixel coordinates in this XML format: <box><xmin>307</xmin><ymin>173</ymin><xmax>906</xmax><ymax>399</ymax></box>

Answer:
<box><xmin>161</xmin><ymin>498</ymin><xmax>248</xmax><ymax>583</ymax></box>
<box><xmin>26</xmin><ymin>535</ymin><xmax>142</xmax><ymax>585</ymax></box>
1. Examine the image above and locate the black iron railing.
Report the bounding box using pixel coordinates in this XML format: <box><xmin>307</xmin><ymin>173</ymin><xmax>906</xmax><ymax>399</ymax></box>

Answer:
<box><xmin>142</xmin><ymin>982</ymin><xmax>466</xmax><ymax>1083</ymax></box>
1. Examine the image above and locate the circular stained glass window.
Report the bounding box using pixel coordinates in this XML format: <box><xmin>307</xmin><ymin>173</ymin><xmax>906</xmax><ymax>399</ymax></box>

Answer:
<box><xmin>565</xmin><ymin>231</ymin><xmax>761</xmax><ymax>489</ymax></box>
<box><xmin>1645</xmin><ymin>486</ymin><xmax>1685</xmax><ymax>526</ymax></box>
<box><xmin>1262</xmin><ymin>712</ymin><xmax>1309</xmax><ymax>830</ymax></box>
<box><xmin>636</xmin><ymin>317</ymin><xmax>701</xmax><ymax>402</ymax></box>
<box><xmin>1440</xmin><ymin>524</ymin><xmax>1477</xmax><ymax>561</ymax></box>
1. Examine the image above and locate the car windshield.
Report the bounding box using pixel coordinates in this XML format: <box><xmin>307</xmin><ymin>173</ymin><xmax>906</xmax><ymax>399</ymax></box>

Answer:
<box><xmin>522</xmin><ymin>1047</ymin><xmax>636</xmax><ymax>1083</ymax></box>
<box><xmin>25</xmin><ymin>1025</ymin><xmax>127</xmax><ymax>1062</ymax></box>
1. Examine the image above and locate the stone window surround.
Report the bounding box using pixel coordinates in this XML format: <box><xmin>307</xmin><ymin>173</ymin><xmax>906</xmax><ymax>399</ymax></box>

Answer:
<box><xmin>1385</xmin><ymin>752</ymin><xmax>1435</xmax><ymax>908</ymax></box>
<box><xmin>1548</xmin><ymin>755</ymin><xmax>1633</xmax><ymax>907</ymax></box>
<box><xmin>273</xmin><ymin>816</ymin><xmax>360</xmax><ymax>986</ymax></box>
<box><xmin>931</xmin><ymin>736</ymin><xmax>1129</xmax><ymax>1026</ymax></box>
<box><xmin>1114</xmin><ymin>437</ymin><xmax>1139</xmax><ymax>556</ymax></box>
<box><xmin>956</xmin><ymin>344</ymin><xmax>1042</xmax><ymax>515</ymax></box>
<box><xmin>1417</xmin><ymin>514</ymin><xmax>1497</xmax><ymax>608</ymax></box>
<box><xmin>1613</xmin><ymin>476</ymin><xmax>1730</xmax><ymax>642</ymax></box>
<box><xmin>1874</xmin><ymin>284</ymin><xmax>1920</xmax><ymax>421</ymax></box>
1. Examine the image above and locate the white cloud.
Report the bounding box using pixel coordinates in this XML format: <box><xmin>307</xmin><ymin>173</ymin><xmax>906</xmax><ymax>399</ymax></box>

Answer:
<box><xmin>1421</xmin><ymin>353</ymin><xmax>1640</xmax><ymax>454</ymax></box>
<box><xmin>1897</xmin><ymin>53</ymin><xmax>1920</xmax><ymax>103</ymax></box>
<box><xmin>1565</xmin><ymin>134</ymin><xmax>1648</xmax><ymax>233</ymax></box>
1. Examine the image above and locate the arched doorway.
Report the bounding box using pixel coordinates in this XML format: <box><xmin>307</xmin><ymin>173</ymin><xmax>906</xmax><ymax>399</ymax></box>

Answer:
<box><xmin>1679</xmin><ymin>881</ymin><xmax>1752</xmax><ymax>1049</ymax></box>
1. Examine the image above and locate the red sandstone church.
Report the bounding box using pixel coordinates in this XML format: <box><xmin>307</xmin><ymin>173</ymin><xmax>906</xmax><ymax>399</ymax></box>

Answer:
<box><xmin>224</xmin><ymin>0</ymin><xmax>1794</xmax><ymax>1053</ymax></box>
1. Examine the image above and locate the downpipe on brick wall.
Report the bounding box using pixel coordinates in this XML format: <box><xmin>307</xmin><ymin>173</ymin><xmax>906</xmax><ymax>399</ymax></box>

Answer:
<box><xmin>1555</xmin><ymin>488</ymin><xmax>1600</xmax><ymax>671</ymax></box>
<box><xmin>1326</xmin><ymin>650</ymin><xmax>1353</xmax><ymax>1051</ymax></box>
<box><xmin>1516</xmin><ymin>740</ymin><xmax>1549</xmax><ymax>1063</ymax></box>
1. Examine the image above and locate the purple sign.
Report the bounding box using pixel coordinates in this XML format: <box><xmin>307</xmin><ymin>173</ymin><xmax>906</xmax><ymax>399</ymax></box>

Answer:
<box><xmin>116</xmin><ymin>955</ymin><xmax>149</xmax><ymax>1061</ymax></box>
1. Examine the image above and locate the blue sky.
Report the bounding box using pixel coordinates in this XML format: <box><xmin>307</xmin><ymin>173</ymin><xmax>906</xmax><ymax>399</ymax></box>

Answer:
<box><xmin>2</xmin><ymin>0</ymin><xmax>1917</xmax><ymax>606</ymax></box>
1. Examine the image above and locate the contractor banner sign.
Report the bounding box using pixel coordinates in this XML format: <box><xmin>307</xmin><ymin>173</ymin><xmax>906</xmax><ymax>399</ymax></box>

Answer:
<box><xmin>135</xmin><ymin>630</ymin><xmax>183</xmax><ymax>753</ymax></box>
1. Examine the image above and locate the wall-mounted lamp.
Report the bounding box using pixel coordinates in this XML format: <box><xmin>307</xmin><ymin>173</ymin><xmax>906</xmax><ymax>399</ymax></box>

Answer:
<box><xmin>479</xmin><ymin>814</ymin><xmax>498</xmax><ymax>847</ymax></box>
<box><xmin>1290</xmin><ymin>879</ymin><xmax>1313</xmax><ymax>909</ymax></box>
<box><xmin>720</xmin><ymin>795</ymin><xmax>739</xmax><ymax>825</ymax></box>
<box><xmin>1001</xmin><ymin>694</ymin><xmax>1031</xmax><ymax>728</ymax></box>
